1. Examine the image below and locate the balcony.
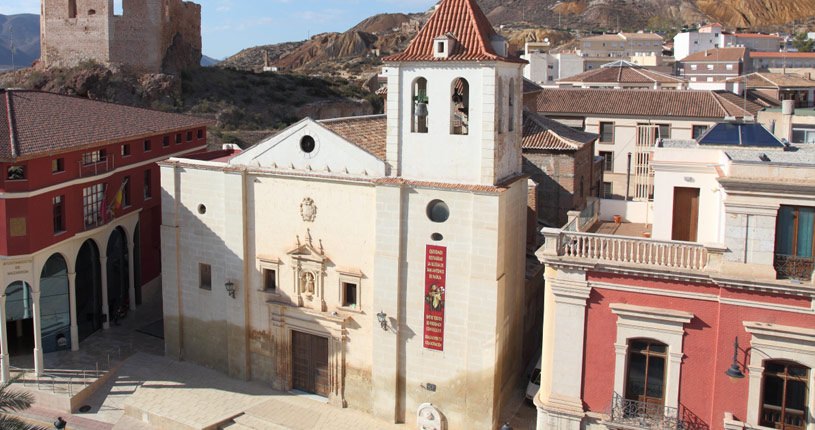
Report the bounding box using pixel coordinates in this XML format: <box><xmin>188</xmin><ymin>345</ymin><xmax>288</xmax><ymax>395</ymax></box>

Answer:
<box><xmin>774</xmin><ymin>254</ymin><xmax>814</xmax><ymax>282</ymax></box>
<box><xmin>607</xmin><ymin>393</ymin><xmax>703</xmax><ymax>430</ymax></box>
<box><xmin>79</xmin><ymin>157</ymin><xmax>115</xmax><ymax>178</ymax></box>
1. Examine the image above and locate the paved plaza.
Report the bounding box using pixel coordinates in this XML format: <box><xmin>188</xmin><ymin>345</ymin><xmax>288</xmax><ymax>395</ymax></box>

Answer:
<box><xmin>10</xmin><ymin>286</ymin><xmax>535</xmax><ymax>429</ymax></box>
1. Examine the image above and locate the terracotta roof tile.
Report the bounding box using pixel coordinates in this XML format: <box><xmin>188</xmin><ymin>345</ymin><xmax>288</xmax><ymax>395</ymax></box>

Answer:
<box><xmin>725</xmin><ymin>72</ymin><xmax>815</xmax><ymax>88</ymax></box>
<box><xmin>320</xmin><ymin>115</ymin><xmax>387</xmax><ymax>160</ymax></box>
<box><xmin>681</xmin><ymin>47</ymin><xmax>747</xmax><ymax>63</ymax></box>
<box><xmin>0</xmin><ymin>90</ymin><xmax>211</xmax><ymax>161</ymax></box>
<box><xmin>522</xmin><ymin>111</ymin><xmax>596</xmax><ymax>151</ymax></box>
<box><xmin>751</xmin><ymin>52</ymin><xmax>815</xmax><ymax>59</ymax></box>
<box><xmin>536</xmin><ymin>88</ymin><xmax>752</xmax><ymax>118</ymax></box>
<box><xmin>383</xmin><ymin>0</ymin><xmax>525</xmax><ymax>63</ymax></box>
<box><xmin>558</xmin><ymin>66</ymin><xmax>686</xmax><ymax>85</ymax></box>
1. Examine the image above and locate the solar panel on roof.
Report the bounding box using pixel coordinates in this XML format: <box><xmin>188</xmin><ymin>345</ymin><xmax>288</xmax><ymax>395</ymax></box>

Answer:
<box><xmin>698</xmin><ymin>122</ymin><xmax>784</xmax><ymax>148</ymax></box>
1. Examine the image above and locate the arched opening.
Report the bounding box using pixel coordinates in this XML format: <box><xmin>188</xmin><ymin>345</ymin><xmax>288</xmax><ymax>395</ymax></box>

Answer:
<box><xmin>106</xmin><ymin>227</ymin><xmax>129</xmax><ymax>322</ymax></box>
<box><xmin>760</xmin><ymin>360</ymin><xmax>809</xmax><ymax>430</ymax></box>
<box><xmin>5</xmin><ymin>281</ymin><xmax>34</xmax><ymax>366</ymax></box>
<box><xmin>76</xmin><ymin>240</ymin><xmax>103</xmax><ymax>342</ymax></box>
<box><xmin>508</xmin><ymin>78</ymin><xmax>515</xmax><ymax>132</ymax></box>
<box><xmin>40</xmin><ymin>254</ymin><xmax>71</xmax><ymax>353</ymax></box>
<box><xmin>68</xmin><ymin>0</ymin><xmax>77</xmax><ymax>18</ymax></box>
<box><xmin>625</xmin><ymin>338</ymin><xmax>667</xmax><ymax>408</ymax></box>
<box><xmin>133</xmin><ymin>223</ymin><xmax>142</xmax><ymax>305</ymax></box>
<box><xmin>450</xmin><ymin>78</ymin><xmax>469</xmax><ymax>135</ymax></box>
<box><xmin>412</xmin><ymin>77</ymin><xmax>429</xmax><ymax>134</ymax></box>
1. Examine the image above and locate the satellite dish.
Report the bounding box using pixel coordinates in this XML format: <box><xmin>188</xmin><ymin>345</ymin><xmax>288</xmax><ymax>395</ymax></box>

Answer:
<box><xmin>544</xmin><ymin>38</ymin><xmax>550</xmax><ymax>43</ymax></box>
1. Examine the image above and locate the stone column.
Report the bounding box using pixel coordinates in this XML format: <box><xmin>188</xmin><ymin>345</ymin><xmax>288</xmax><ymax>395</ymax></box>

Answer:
<box><xmin>0</xmin><ymin>294</ymin><xmax>8</xmax><ymax>383</ymax></box>
<box><xmin>536</xmin><ymin>267</ymin><xmax>591</xmax><ymax>430</ymax></box>
<box><xmin>128</xmin><ymin>239</ymin><xmax>136</xmax><ymax>311</ymax></box>
<box><xmin>31</xmin><ymin>289</ymin><xmax>44</xmax><ymax>376</ymax></box>
<box><xmin>100</xmin><ymin>256</ymin><xmax>110</xmax><ymax>330</ymax></box>
<box><xmin>68</xmin><ymin>272</ymin><xmax>79</xmax><ymax>351</ymax></box>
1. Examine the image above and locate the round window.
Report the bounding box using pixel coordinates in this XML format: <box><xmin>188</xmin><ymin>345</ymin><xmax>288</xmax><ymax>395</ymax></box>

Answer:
<box><xmin>198</xmin><ymin>204</ymin><xmax>207</xmax><ymax>215</ymax></box>
<box><xmin>426</xmin><ymin>200</ymin><xmax>450</xmax><ymax>223</ymax></box>
<box><xmin>300</xmin><ymin>135</ymin><xmax>316</xmax><ymax>153</ymax></box>
<box><xmin>431</xmin><ymin>233</ymin><xmax>444</xmax><ymax>241</ymax></box>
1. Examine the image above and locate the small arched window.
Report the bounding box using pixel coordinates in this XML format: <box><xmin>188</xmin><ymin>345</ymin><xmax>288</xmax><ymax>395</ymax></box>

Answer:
<box><xmin>68</xmin><ymin>0</ymin><xmax>77</xmax><ymax>18</ymax></box>
<box><xmin>760</xmin><ymin>360</ymin><xmax>809</xmax><ymax>430</ymax></box>
<box><xmin>450</xmin><ymin>78</ymin><xmax>469</xmax><ymax>135</ymax></box>
<box><xmin>508</xmin><ymin>78</ymin><xmax>515</xmax><ymax>132</ymax></box>
<box><xmin>412</xmin><ymin>77</ymin><xmax>428</xmax><ymax>134</ymax></box>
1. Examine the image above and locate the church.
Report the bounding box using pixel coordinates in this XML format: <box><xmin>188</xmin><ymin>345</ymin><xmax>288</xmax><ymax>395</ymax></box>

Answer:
<box><xmin>159</xmin><ymin>0</ymin><xmax>530</xmax><ymax>427</ymax></box>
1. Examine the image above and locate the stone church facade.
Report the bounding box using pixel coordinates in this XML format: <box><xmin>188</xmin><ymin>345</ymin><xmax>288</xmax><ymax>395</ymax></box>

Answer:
<box><xmin>40</xmin><ymin>0</ymin><xmax>201</xmax><ymax>73</ymax></box>
<box><xmin>159</xmin><ymin>0</ymin><xmax>530</xmax><ymax>428</ymax></box>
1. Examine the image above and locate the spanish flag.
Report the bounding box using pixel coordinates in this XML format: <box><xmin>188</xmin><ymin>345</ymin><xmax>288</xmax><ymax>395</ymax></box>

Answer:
<box><xmin>107</xmin><ymin>177</ymin><xmax>129</xmax><ymax>218</ymax></box>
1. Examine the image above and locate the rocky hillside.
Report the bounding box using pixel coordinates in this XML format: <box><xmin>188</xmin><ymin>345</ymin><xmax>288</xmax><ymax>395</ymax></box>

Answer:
<box><xmin>218</xmin><ymin>13</ymin><xmax>422</xmax><ymax>79</ymax></box>
<box><xmin>478</xmin><ymin>0</ymin><xmax>815</xmax><ymax>30</ymax></box>
<box><xmin>0</xmin><ymin>63</ymin><xmax>376</xmax><ymax>147</ymax></box>
<box><xmin>0</xmin><ymin>14</ymin><xmax>40</xmax><ymax>69</ymax></box>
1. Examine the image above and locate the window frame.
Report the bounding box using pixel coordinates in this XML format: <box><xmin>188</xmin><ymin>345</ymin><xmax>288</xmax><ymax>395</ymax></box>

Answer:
<box><xmin>338</xmin><ymin>270</ymin><xmax>363</xmax><ymax>312</ymax></box>
<box><xmin>144</xmin><ymin>139</ymin><xmax>152</xmax><ymax>152</ymax></box>
<box><xmin>744</xmin><ymin>321</ymin><xmax>815</xmax><ymax>430</ymax></box>
<box><xmin>611</xmin><ymin>303</ymin><xmax>693</xmax><ymax>410</ymax></box>
<box><xmin>760</xmin><ymin>361</ymin><xmax>809</xmax><ymax>430</ymax></box>
<box><xmin>624</xmin><ymin>339</ymin><xmax>668</xmax><ymax>405</ymax></box>
<box><xmin>51</xmin><ymin>158</ymin><xmax>65</xmax><ymax>174</ymax></box>
<box><xmin>600</xmin><ymin>151</ymin><xmax>614</xmax><ymax>172</ymax></box>
<box><xmin>199</xmin><ymin>263</ymin><xmax>212</xmax><ymax>291</ymax></box>
<box><xmin>53</xmin><ymin>195</ymin><xmax>65</xmax><ymax>234</ymax></box>
<box><xmin>143</xmin><ymin>170</ymin><xmax>152</xmax><ymax>200</ymax></box>
<box><xmin>599</xmin><ymin>122</ymin><xmax>615</xmax><ymax>144</ymax></box>
<box><xmin>257</xmin><ymin>257</ymin><xmax>281</xmax><ymax>295</ymax></box>
<box><xmin>692</xmin><ymin>125</ymin><xmax>709</xmax><ymax>140</ymax></box>
<box><xmin>121</xmin><ymin>143</ymin><xmax>131</xmax><ymax>157</ymax></box>
<box><xmin>791</xmin><ymin>125</ymin><xmax>815</xmax><ymax>144</ymax></box>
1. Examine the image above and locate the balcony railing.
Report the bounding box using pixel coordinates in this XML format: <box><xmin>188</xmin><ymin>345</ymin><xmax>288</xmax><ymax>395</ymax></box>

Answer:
<box><xmin>78</xmin><ymin>157</ymin><xmax>115</xmax><ymax>178</ymax></box>
<box><xmin>609</xmin><ymin>393</ymin><xmax>695</xmax><ymax>430</ymax></box>
<box><xmin>774</xmin><ymin>254</ymin><xmax>814</xmax><ymax>282</ymax></box>
<box><xmin>546</xmin><ymin>230</ymin><xmax>710</xmax><ymax>271</ymax></box>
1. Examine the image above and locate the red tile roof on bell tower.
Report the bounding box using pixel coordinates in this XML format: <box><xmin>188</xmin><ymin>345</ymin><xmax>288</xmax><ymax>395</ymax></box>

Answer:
<box><xmin>383</xmin><ymin>0</ymin><xmax>525</xmax><ymax>63</ymax></box>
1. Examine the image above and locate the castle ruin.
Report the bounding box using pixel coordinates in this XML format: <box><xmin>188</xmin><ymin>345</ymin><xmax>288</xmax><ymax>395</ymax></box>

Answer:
<box><xmin>40</xmin><ymin>0</ymin><xmax>202</xmax><ymax>74</ymax></box>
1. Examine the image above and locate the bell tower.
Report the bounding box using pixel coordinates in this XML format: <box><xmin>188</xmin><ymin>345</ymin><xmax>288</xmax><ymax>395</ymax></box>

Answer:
<box><xmin>382</xmin><ymin>0</ymin><xmax>526</xmax><ymax>186</ymax></box>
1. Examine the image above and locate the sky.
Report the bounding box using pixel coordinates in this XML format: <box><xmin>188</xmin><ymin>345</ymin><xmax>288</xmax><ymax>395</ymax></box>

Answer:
<box><xmin>1</xmin><ymin>0</ymin><xmax>438</xmax><ymax>59</ymax></box>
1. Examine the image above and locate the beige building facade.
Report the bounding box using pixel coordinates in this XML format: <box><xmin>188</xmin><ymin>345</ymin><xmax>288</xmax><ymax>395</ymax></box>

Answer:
<box><xmin>160</xmin><ymin>1</ymin><xmax>531</xmax><ymax>428</ymax></box>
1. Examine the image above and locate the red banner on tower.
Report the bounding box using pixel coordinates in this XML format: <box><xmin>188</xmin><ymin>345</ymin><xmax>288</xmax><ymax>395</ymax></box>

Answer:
<box><xmin>423</xmin><ymin>245</ymin><xmax>447</xmax><ymax>351</ymax></box>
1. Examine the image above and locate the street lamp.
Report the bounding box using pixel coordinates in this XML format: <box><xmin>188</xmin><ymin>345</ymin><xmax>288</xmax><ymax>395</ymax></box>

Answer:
<box><xmin>377</xmin><ymin>310</ymin><xmax>388</xmax><ymax>330</ymax></box>
<box><xmin>725</xmin><ymin>336</ymin><xmax>745</xmax><ymax>379</ymax></box>
<box><xmin>225</xmin><ymin>281</ymin><xmax>237</xmax><ymax>299</ymax></box>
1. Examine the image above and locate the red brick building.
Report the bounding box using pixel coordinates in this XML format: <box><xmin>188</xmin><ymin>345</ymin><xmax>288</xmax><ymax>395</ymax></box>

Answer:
<box><xmin>0</xmin><ymin>89</ymin><xmax>208</xmax><ymax>380</ymax></box>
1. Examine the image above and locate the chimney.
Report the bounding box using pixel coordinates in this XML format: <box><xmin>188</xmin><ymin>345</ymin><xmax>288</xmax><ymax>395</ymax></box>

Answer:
<box><xmin>781</xmin><ymin>99</ymin><xmax>795</xmax><ymax>142</ymax></box>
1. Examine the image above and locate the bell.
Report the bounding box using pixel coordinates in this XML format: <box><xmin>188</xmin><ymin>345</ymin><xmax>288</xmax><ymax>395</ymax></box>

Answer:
<box><xmin>415</xmin><ymin>102</ymin><xmax>429</xmax><ymax>118</ymax></box>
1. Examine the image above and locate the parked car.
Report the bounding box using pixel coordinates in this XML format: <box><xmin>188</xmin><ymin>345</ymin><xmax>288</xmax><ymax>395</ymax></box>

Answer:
<box><xmin>526</xmin><ymin>357</ymin><xmax>542</xmax><ymax>402</ymax></box>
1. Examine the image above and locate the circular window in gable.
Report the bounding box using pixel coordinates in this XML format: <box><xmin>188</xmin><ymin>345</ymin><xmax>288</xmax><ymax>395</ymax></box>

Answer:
<box><xmin>300</xmin><ymin>135</ymin><xmax>316</xmax><ymax>153</ymax></box>
<box><xmin>426</xmin><ymin>200</ymin><xmax>450</xmax><ymax>223</ymax></box>
<box><xmin>198</xmin><ymin>204</ymin><xmax>207</xmax><ymax>215</ymax></box>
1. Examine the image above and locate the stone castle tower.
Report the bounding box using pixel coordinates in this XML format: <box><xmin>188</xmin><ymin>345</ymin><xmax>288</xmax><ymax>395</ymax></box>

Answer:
<box><xmin>40</xmin><ymin>0</ymin><xmax>202</xmax><ymax>73</ymax></box>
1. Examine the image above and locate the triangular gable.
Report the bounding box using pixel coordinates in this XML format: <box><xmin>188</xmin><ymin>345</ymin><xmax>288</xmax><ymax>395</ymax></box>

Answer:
<box><xmin>229</xmin><ymin>118</ymin><xmax>386</xmax><ymax>177</ymax></box>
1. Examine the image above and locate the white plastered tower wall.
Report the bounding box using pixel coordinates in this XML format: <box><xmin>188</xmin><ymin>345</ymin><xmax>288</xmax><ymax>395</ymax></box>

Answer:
<box><xmin>387</xmin><ymin>62</ymin><xmax>523</xmax><ymax>186</ymax></box>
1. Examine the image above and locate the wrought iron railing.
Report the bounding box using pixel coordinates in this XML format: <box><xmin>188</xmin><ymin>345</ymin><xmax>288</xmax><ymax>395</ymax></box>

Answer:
<box><xmin>774</xmin><ymin>254</ymin><xmax>814</xmax><ymax>282</ymax></box>
<box><xmin>609</xmin><ymin>392</ymin><xmax>694</xmax><ymax>430</ymax></box>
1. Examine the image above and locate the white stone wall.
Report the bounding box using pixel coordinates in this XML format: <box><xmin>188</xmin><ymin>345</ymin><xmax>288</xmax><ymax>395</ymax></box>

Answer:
<box><xmin>651</xmin><ymin>147</ymin><xmax>726</xmax><ymax>242</ymax></box>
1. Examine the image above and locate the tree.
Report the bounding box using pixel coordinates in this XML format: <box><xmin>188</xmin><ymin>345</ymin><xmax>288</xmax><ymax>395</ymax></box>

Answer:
<box><xmin>0</xmin><ymin>380</ymin><xmax>47</xmax><ymax>430</ymax></box>
<box><xmin>792</xmin><ymin>32</ymin><xmax>815</xmax><ymax>53</ymax></box>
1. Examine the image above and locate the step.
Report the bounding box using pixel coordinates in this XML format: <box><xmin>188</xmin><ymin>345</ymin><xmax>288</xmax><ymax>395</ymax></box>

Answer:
<box><xmin>112</xmin><ymin>415</ymin><xmax>154</xmax><ymax>430</ymax></box>
<box><xmin>233</xmin><ymin>413</ymin><xmax>290</xmax><ymax>430</ymax></box>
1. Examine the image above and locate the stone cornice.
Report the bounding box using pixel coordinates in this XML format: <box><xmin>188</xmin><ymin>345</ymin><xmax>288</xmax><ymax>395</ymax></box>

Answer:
<box><xmin>718</xmin><ymin>178</ymin><xmax>815</xmax><ymax>196</ymax></box>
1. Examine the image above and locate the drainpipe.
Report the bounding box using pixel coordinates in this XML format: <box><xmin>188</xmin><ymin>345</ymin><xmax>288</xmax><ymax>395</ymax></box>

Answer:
<box><xmin>625</xmin><ymin>152</ymin><xmax>632</xmax><ymax>201</ymax></box>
